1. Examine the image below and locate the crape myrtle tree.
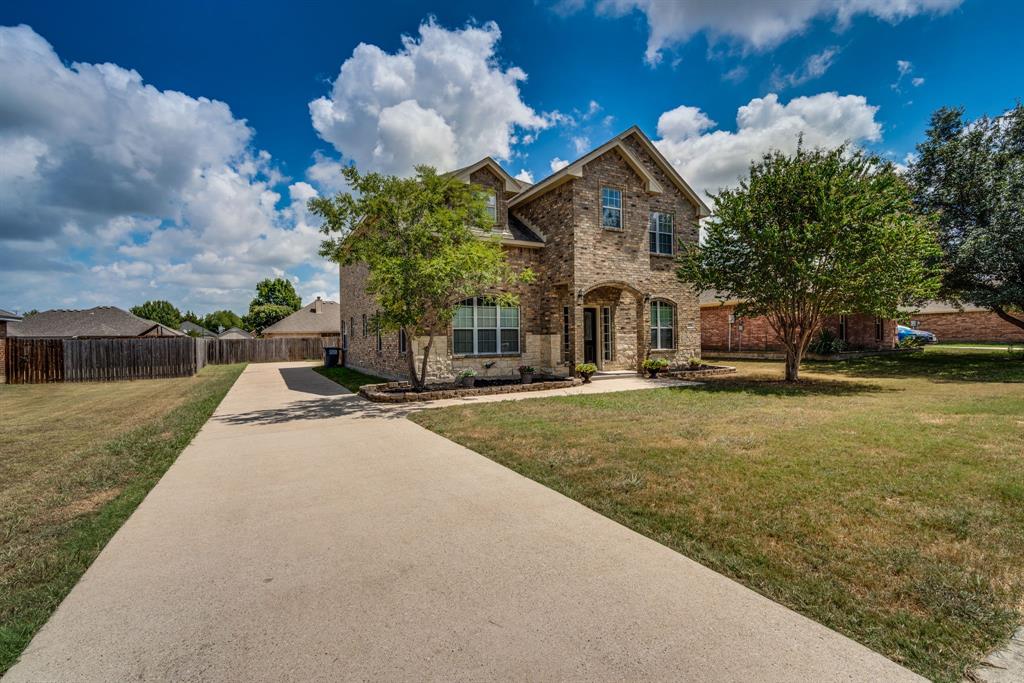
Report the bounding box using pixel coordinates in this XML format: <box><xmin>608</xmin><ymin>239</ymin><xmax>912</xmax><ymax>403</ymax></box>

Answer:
<box><xmin>909</xmin><ymin>104</ymin><xmax>1024</xmax><ymax>331</ymax></box>
<box><xmin>677</xmin><ymin>143</ymin><xmax>941</xmax><ymax>381</ymax></box>
<box><xmin>310</xmin><ymin>164</ymin><xmax>532</xmax><ymax>390</ymax></box>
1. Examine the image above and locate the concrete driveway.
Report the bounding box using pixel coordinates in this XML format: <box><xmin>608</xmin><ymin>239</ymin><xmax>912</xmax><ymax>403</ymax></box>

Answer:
<box><xmin>6</xmin><ymin>362</ymin><xmax>922</xmax><ymax>682</ymax></box>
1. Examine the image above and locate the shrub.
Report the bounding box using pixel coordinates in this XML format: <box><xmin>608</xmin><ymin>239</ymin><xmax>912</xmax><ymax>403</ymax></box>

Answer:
<box><xmin>518</xmin><ymin>365</ymin><xmax>535</xmax><ymax>374</ymax></box>
<box><xmin>575</xmin><ymin>363</ymin><xmax>597</xmax><ymax>376</ymax></box>
<box><xmin>457</xmin><ymin>368</ymin><xmax>477</xmax><ymax>378</ymax></box>
<box><xmin>642</xmin><ymin>358</ymin><xmax>669</xmax><ymax>371</ymax></box>
<box><xmin>809</xmin><ymin>328</ymin><xmax>848</xmax><ymax>355</ymax></box>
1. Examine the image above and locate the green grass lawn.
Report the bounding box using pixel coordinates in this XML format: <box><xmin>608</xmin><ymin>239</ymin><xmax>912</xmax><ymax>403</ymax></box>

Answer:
<box><xmin>314</xmin><ymin>365</ymin><xmax>386</xmax><ymax>392</ymax></box>
<box><xmin>0</xmin><ymin>364</ymin><xmax>245</xmax><ymax>674</ymax></box>
<box><xmin>411</xmin><ymin>347</ymin><xmax>1024</xmax><ymax>682</ymax></box>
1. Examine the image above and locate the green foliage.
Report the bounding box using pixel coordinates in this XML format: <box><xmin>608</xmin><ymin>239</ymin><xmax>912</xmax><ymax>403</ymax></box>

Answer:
<box><xmin>250</xmin><ymin>277</ymin><xmax>301</xmax><ymax>311</ymax></box>
<box><xmin>575</xmin><ymin>363</ymin><xmax>597</xmax><ymax>376</ymax></box>
<box><xmin>909</xmin><ymin>104</ymin><xmax>1024</xmax><ymax>331</ymax></box>
<box><xmin>130</xmin><ymin>300</ymin><xmax>181</xmax><ymax>329</ymax></box>
<box><xmin>181</xmin><ymin>310</ymin><xmax>203</xmax><ymax>325</ymax></box>
<box><xmin>642</xmin><ymin>358</ymin><xmax>670</xmax><ymax>371</ymax></box>
<box><xmin>678</xmin><ymin>142</ymin><xmax>942</xmax><ymax>380</ymax></box>
<box><xmin>310</xmin><ymin>164</ymin><xmax>532</xmax><ymax>388</ymax></box>
<box><xmin>808</xmin><ymin>328</ymin><xmax>848</xmax><ymax>355</ymax></box>
<box><xmin>242</xmin><ymin>304</ymin><xmax>294</xmax><ymax>333</ymax></box>
<box><xmin>201</xmin><ymin>310</ymin><xmax>243</xmax><ymax>334</ymax></box>
<box><xmin>457</xmin><ymin>368</ymin><xmax>478</xmax><ymax>378</ymax></box>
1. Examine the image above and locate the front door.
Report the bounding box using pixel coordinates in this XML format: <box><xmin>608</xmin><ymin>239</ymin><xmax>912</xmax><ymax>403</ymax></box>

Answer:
<box><xmin>583</xmin><ymin>308</ymin><xmax>597</xmax><ymax>364</ymax></box>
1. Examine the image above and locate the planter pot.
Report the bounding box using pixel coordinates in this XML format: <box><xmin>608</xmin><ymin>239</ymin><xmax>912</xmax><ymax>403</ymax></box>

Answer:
<box><xmin>580</xmin><ymin>373</ymin><xmax>594</xmax><ymax>384</ymax></box>
<box><xmin>647</xmin><ymin>370</ymin><xmax>660</xmax><ymax>378</ymax></box>
<box><xmin>520</xmin><ymin>372</ymin><xmax>533</xmax><ymax>385</ymax></box>
<box><xmin>460</xmin><ymin>377</ymin><xmax>476</xmax><ymax>388</ymax></box>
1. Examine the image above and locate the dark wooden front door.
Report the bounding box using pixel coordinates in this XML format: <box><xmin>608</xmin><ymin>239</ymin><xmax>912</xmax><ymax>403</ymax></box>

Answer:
<box><xmin>583</xmin><ymin>308</ymin><xmax>597</xmax><ymax>364</ymax></box>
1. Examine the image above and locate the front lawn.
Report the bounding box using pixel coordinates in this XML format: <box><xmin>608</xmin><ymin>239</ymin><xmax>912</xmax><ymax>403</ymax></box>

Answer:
<box><xmin>0</xmin><ymin>364</ymin><xmax>245</xmax><ymax>674</ymax></box>
<box><xmin>411</xmin><ymin>347</ymin><xmax>1024</xmax><ymax>682</ymax></box>
<box><xmin>314</xmin><ymin>365</ymin><xmax>386</xmax><ymax>392</ymax></box>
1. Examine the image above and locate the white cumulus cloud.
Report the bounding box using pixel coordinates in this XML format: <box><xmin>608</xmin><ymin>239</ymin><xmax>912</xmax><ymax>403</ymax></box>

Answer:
<box><xmin>654</xmin><ymin>92</ymin><xmax>882</xmax><ymax>200</ymax></box>
<box><xmin>309</xmin><ymin>19</ymin><xmax>548</xmax><ymax>176</ymax></box>
<box><xmin>770</xmin><ymin>46</ymin><xmax>841</xmax><ymax>90</ymax></box>
<box><xmin>550</xmin><ymin>157</ymin><xmax>570</xmax><ymax>172</ymax></box>
<box><xmin>585</xmin><ymin>0</ymin><xmax>961</xmax><ymax>65</ymax></box>
<box><xmin>514</xmin><ymin>169</ymin><xmax>534</xmax><ymax>183</ymax></box>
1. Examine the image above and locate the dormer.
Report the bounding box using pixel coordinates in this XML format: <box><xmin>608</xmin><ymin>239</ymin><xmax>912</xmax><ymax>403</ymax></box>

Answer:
<box><xmin>447</xmin><ymin>157</ymin><xmax>542</xmax><ymax>248</ymax></box>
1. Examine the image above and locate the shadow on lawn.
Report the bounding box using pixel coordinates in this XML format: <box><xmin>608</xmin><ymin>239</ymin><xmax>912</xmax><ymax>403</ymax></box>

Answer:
<box><xmin>810</xmin><ymin>350</ymin><xmax>1024</xmax><ymax>384</ymax></box>
<box><xmin>676</xmin><ymin>376</ymin><xmax>890</xmax><ymax>397</ymax></box>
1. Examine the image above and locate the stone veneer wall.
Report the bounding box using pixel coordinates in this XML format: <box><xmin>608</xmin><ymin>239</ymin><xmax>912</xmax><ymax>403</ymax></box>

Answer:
<box><xmin>907</xmin><ymin>310</ymin><xmax>1024</xmax><ymax>343</ymax></box>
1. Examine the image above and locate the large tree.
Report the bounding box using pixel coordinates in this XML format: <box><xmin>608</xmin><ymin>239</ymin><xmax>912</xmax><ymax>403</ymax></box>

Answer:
<box><xmin>310</xmin><ymin>164</ymin><xmax>531</xmax><ymax>389</ymax></box>
<box><xmin>243</xmin><ymin>277</ymin><xmax>302</xmax><ymax>333</ymax></box>
<box><xmin>130</xmin><ymin>300</ymin><xmax>181</xmax><ymax>329</ymax></box>
<box><xmin>202</xmin><ymin>309</ymin><xmax>243</xmax><ymax>334</ymax></box>
<box><xmin>909</xmin><ymin>104</ymin><xmax>1024</xmax><ymax>330</ymax></box>
<box><xmin>678</xmin><ymin>143</ymin><xmax>941</xmax><ymax>381</ymax></box>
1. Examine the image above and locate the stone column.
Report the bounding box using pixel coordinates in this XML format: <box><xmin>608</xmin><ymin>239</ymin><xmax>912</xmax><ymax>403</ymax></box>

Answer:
<box><xmin>635</xmin><ymin>295</ymin><xmax>649</xmax><ymax>373</ymax></box>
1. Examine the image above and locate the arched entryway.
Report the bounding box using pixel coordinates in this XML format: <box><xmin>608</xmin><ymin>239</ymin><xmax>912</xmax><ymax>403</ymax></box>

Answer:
<box><xmin>576</xmin><ymin>281</ymin><xmax>648</xmax><ymax>371</ymax></box>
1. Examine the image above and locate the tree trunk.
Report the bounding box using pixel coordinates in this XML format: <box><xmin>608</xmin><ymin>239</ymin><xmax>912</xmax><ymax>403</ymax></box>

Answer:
<box><xmin>417</xmin><ymin>334</ymin><xmax>434</xmax><ymax>389</ymax></box>
<box><xmin>785</xmin><ymin>348</ymin><xmax>800</xmax><ymax>381</ymax></box>
<box><xmin>992</xmin><ymin>305</ymin><xmax>1024</xmax><ymax>331</ymax></box>
<box><xmin>404</xmin><ymin>326</ymin><xmax>420</xmax><ymax>389</ymax></box>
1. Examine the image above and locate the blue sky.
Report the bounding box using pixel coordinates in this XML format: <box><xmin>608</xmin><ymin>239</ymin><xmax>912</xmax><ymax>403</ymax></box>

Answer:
<box><xmin>1</xmin><ymin>0</ymin><xmax>1020</xmax><ymax>314</ymax></box>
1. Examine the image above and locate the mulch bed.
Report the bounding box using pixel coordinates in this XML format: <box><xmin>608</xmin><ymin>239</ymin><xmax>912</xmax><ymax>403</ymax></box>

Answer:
<box><xmin>360</xmin><ymin>376</ymin><xmax>581</xmax><ymax>403</ymax></box>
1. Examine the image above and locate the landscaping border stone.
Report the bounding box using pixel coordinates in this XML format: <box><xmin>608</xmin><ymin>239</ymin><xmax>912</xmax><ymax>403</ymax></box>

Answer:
<box><xmin>664</xmin><ymin>364</ymin><xmax>737</xmax><ymax>379</ymax></box>
<box><xmin>359</xmin><ymin>377</ymin><xmax>582</xmax><ymax>403</ymax></box>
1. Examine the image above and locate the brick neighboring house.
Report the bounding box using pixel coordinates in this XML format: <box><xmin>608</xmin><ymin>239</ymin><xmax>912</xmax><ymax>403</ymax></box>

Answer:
<box><xmin>700</xmin><ymin>292</ymin><xmax>897</xmax><ymax>354</ymax></box>
<box><xmin>339</xmin><ymin>126</ymin><xmax>710</xmax><ymax>381</ymax></box>
<box><xmin>262</xmin><ymin>297</ymin><xmax>340</xmax><ymax>338</ymax></box>
<box><xmin>0</xmin><ymin>308</ymin><xmax>23</xmax><ymax>384</ymax></box>
<box><xmin>903</xmin><ymin>301</ymin><xmax>1024</xmax><ymax>343</ymax></box>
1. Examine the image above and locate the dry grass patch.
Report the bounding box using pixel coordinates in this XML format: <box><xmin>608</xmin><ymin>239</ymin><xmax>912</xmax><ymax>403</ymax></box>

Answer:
<box><xmin>412</xmin><ymin>349</ymin><xmax>1024</xmax><ymax>682</ymax></box>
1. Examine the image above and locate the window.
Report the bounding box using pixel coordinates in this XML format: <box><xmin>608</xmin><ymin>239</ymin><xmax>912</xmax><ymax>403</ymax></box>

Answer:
<box><xmin>350</xmin><ymin>317</ymin><xmax>355</xmax><ymax>342</ymax></box>
<box><xmin>601</xmin><ymin>307</ymin><xmax>612</xmax><ymax>361</ymax></box>
<box><xmin>875</xmin><ymin>317</ymin><xmax>884</xmax><ymax>342</ymax></box>
<box><xmin>342</xmin><ymin>321</ymin><xmax>348</xmax><ymax>351</ymax></box>
<box><xmin>649</xmin><ymin>212</ymin><xmax>674</xmax><ymax>255</ymax></box>
<box><xmin>839</xmin><ymin>315</ymin><xmax>848</xmax><ymax>342</ymax></box>
<box><xmin>453</xmin><ymin>297</ymin><xmax>520</xmax><ymax>355</ymax></box>
<box><xmin>484</xmin><ymin>191</ymin><xmax>497</xmax><ymax>224</ymax></box>
<box><xmin>399</xmin><ymin>328</ymin><xmax>407</xmax><ymax>354</ymax></box>
<box><xmin>562</xmin><ymin>306</ymin><xmax>571</xmax><ymax>360</ymax></box>
<box><xmin>601</xmin><ymin>187</ymin><xmax>622</xmax><ymax>229</ymax></box>
<box><xmin>362</xmin><ymin>314</ymin><xmax>367</xmax><ymax>338</ymax></box>
<box><xmin>375</xmin><ymin>316</ymin><xmax>382</xmax><ymax>352</ymax></box>
<box><xmin>650</xmin><ymin>301</ymin><xmax>674</xmax><ymax>350</ymax></box>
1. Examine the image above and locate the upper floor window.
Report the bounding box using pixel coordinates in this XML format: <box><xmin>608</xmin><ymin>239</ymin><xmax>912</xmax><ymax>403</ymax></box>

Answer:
<box><xmin>484</xmin><ymin>191</ymin><xmax>497</xmax><ymax>225</ymax></box>
<box><xmin>649</xmin><ymin>212</ymin><xmax>674</xmax><ymax>255</ymax></box>
<box><xmin>453</xmin><ymin>297</ymin><xmax>520</xmax><ymax>355</ymax></box>
<box><xmin>601</xmin><ymin>187</ymin><xmax>622</xmax><ymax>229</ymax></box>
<box><xmin>650</xmin><ymin>301</ymin><xmax>675</xmax><ymax>350</ymax></box>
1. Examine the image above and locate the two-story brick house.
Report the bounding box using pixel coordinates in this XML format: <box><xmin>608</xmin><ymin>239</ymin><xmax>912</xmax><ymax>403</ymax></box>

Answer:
<box><xmin>339</xmin><ymin>126</ymin><xmax>710</xmax><ymax>381</ymax></box>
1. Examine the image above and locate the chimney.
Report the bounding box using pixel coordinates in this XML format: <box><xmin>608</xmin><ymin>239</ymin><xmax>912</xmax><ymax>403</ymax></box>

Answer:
<box><xmin>313</xmin><ymin>296</ymin><xmax>323</xmax><ymax>314</ymax></box>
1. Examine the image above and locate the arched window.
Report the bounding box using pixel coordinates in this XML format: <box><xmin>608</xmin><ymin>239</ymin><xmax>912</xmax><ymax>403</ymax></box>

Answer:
<box><xmin>650</xmin><ymin>300</ymin><xmax>675</xmax><ymax>350</ymax></box>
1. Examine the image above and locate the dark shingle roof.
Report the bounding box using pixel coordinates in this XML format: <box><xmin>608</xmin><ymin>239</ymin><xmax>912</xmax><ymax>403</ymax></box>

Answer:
<box><xmin>507</xmin><ymin>215</ymin><xmax>543</xmax><ymax>244</ymax></box>
<box><xmin>0</xmin><ymin>308</ymin><xmax>22</xmax><ymax>322</ymax></box>
<box><xmin>180</xmin><ymin>320</ymin><xmax>217</xmax><ymax>337</ymax></box>
<box><xmin>7</xmin><ymin>306</ymin><xmax>183</xmax><ymax>338</ymax></box>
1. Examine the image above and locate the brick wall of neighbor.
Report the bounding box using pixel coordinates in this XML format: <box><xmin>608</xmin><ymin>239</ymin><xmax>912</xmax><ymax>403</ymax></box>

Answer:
<box><xmin>701</xmin><ymin>305</ymin><xmax>896</xmax><ymax>352</ymax></box>
<box><xmin>908</xmin><ymin>310</ymin><xmax>1024</xmax><ymax>343</ymax></box>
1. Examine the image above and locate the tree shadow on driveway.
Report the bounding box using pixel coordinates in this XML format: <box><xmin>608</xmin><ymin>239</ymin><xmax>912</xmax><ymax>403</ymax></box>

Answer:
<box><xmin>214</xmin><ymin>394</ymin><xmax>410</xmax><ymax>426</ymax></box>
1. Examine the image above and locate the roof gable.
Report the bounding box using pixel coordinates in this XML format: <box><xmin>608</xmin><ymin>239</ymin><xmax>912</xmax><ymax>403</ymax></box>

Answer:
<box><xmin>449</xmin><ymin>157</ymin><xmax>531</xmax><ymax>194</ymax></box>
<box><xmin>262</xmin><ymin>300</ymin><xmax>341</xmax><ymax>334</ymax></box>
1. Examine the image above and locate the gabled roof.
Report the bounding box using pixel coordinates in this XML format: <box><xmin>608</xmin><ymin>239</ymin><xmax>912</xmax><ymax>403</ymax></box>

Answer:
<box><xmin>180</xmin><ymin>320</ymin><xmax>217</xmax><ymax>337</ymax></box>
<box><xmin>262</xmin><ymin>299</ymin><xmax>341</xmax><ymax>335</ymax></box>
<box><xmin>218</xmin><ymin>327</ymin><xmax>253</xmax><ymax>339</ymax></box>
<box><xmin>448</xmin><ymin>157</ymin><xmax>532</xmax><ymax>194</ymax></box>
<box><xmin>7</xmin><ymin>306</ymin><xmax>184</xmax><ymax>338</ymax></box>
<box><xmin>508</xmin><ymin>126</ymin><xmax>711</xmax><ymax>217</ymax></box>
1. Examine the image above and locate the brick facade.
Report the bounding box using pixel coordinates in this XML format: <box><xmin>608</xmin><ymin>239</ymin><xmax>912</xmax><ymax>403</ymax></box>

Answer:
<box><xmin>907</xmin><ymin>310</ymin><xmax>1024</xmax><ymax>343</ymax></box>
<box><xmin>701</xmin><ymin>302</ymin><xmax>896</xmax><ymax>352</ymax></box>
<box><xmin>339</xmin><ymin>128</ymin><xmax>706</xmax><ymax>381</ymax></box>
<box><xmin>0</xmin><ymin>321</ymin><xmax>7</xmax><ymax>384</ymax></box>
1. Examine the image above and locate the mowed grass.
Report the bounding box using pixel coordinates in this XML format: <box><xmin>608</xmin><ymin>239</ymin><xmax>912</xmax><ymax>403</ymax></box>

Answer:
<box><xmin>411</xmin><ymin>348</ymin><xmax>1024</xmax><ymax>682</ymax></box>
<box><xmin>0</xmin><ymin>364</ymin><xmax>245</xmax><ymax>674</ymax></box>
<box><xmin>314</xmin><ymin>365</ymin><xmax>386</xmax><ymax>392</ymax></box>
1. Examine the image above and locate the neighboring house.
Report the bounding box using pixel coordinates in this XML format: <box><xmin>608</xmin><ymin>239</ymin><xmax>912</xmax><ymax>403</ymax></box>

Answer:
<box><xmin>0</xmin><ymin>308</ymin><xmax>23</xmax><ymax>384</ymax></box>
<box><xmin>218</xmin><ymin>327</ymin><xmax>253</xmax><ymax>340</ymax></box>
<box><xmin>700</xmin><ymin>292</ymin><xmax>897</xmax><ymax>354</ymax></box>
<box><xmin>902</xmin><ymin>301</ymin><xmax>1024</xmax><ymax>343</ymax></box>
<box><xmin>7</xmin><ymin>306</ymin><xmax>184</xmax><ymax>339</ymax></box>
<box><xmin>339</xmin><ymin>126</ymin><xmax>710</xmax><ymax>380</ymax></box>
<box><xmin>262</xmin><ymin>297</ymin><xmax>340</xmax><ymax>338</ymax></box>
<box><xmin>180</xmin><ymin>321</ymin><xmax>217</xmax><ymax>337</ymax></box>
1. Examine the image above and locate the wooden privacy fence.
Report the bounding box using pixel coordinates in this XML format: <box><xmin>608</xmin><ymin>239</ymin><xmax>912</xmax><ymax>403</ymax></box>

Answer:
<box><xmin>4</xmin><ymin>336</ymin><xmax>338</xmax><ymax>384</ymax></box>
<box><xmin>203</xmin><ymin>336</ymin><xmax>339</xmax><ymax>365</ymax></box>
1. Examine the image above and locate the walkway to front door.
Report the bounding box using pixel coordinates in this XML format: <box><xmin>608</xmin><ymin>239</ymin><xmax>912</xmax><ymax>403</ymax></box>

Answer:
<box><xmin>6</xmin><ymin>363</ymin><xmax>922</xmax><ymax>682</ymax></box>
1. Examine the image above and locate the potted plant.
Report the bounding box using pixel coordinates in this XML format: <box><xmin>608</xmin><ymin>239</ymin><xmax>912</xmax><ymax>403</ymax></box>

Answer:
<box><xmin>642</xmin><ymin>357</ymin><xmax>670</xmax><ymax>378</ymax></box>
<box><xmin>518</xmin><ymin>365</ymin><xmax>535</xmax><ymax>384</ymax></box>
<box><xmin>575</xmin><ymin>362</ymin><xmax>597</xmax><ymax>383</ymax></box>
<box><xmin>457</xmin><ymin>368</ymin><xmax>477</xmax><ymax>387</ymax></box>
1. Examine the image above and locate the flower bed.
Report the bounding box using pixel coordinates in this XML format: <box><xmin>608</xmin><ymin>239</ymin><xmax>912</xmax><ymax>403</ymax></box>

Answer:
<box><xmin>359</xmin><ymin>376</ymin><xmax>581</xmax><ymax>403</ymax></box>
<box><xmin>664</xmin><ymin>363</ymin><xmax>737</xmax><ymax>379</ymax></box>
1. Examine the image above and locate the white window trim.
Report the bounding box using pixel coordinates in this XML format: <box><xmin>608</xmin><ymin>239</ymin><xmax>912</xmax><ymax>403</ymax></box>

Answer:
<box><xmin>484</xmin><ymin>191</ymin><xmax>497</xmax><ymax>225</ymax></box>
<box><xmin>601</xmin><ymin>306</ymin><xmax>612</xmax><ymax>361</ymax></box>
<box><xmin>649</xmin><ymin>211</ymin><xmax>674</xmax><ymax>255</ymax></box>
<box><xmin>453</xmin><ymin>297</ymin><xmax>521</xmax><ymax>356</ymax></box>
<box><xmin>650</xmin><ymin>300</ymin><xmax>675</xmax><ymax>351</ymax></box>
<box><xmin>601</xmin><ymin>187</ymin><xmax>622</xmax><ymax>230</ymax></box>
